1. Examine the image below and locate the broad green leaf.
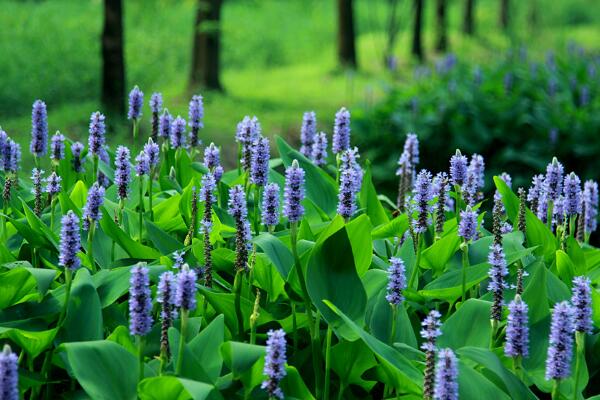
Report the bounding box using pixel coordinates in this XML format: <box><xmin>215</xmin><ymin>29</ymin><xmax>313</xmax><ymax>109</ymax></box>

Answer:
<box><xmin>420</xmin><ymin>227</ymin><xmax>460</xmax><ymax>272</ymax></box>
<box><xmin>220</xmin><ymin>341</ymin><xmax>265</xmax><ymax>378</ymax></box>
<box><xmin>438</xmin><ymin>299</ymin><xmax>492</xmax><ymax>348</ymax></box>
<box><xmin>253</xmin><ymin>233</ymin><xmax>293</xmax><ymax>280</ymax></box>
<box><xmin>0</xmin><ymin>327</ymin><xmax>58</xmax><ymax>358</ymax></box>
<box><xmin>330</xmin><ymin>340</ymin><xmax>377</xmax><ymax>391</ymax></box>
<box><xmin>359</xmin><ymin>161</ymin><xmax>389</xmax><ymax>227</ymax></box>
<box><xmin>0</xmin><ymin>268</ymin><xmax>37</xmax><ymax>308</ymax></box>
<box><xmin>458</xmin><ymin>360</ymin><xmax>512</xmax><ymax>400</ymax></box>
<box><xmin>138</xmin><ymin>377</ymin><xmax>219</xmax><ymax>400</ymax></box>
<box><xmin>146</xmin><ymin>219</ymin><xmax>184</xmax><ymax>254</ymax></box>
<box><xmin>188</xmin><ymin>315</ymin><xmax>225</xmax><ymax>382</ymax></box>
<box><xmin>99</xmin><ymin>208</ymin><xmax>161</xmax><ymax>259</ymax></box>
<box><xmin>372</xmin><ymin>214</ymin><xmax>408</xmax><ymax>240</ymax></box>
<box><xmin>60</xmin><ymin>268</ymin><xmax>103</xmax><ymax>342</ymax></box>
<box><xmin>346</xmin><ymin>214</ymin><xmax>374</xmax><ymax>276</ymax></box>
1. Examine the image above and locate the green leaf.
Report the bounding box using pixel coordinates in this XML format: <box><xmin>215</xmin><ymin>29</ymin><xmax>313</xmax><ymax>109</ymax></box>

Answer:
<box><xmin>346</xmin><ymin>214</ymin><xmax>373</xmax><ymax>276</ymax></box>
<box><xmin>359</xmin><ymin>161</ymin><xmax>389</xmax><ymax>227</ymax></box>
<box><xmin>99</xmin><ymin>208</ymin><xmax>161</xmax><ymax>260</ymax></box>
<box><xmin>21</xmin><ymin>199</ymin><xmax>59</xmax><ymax>249</ymax></box>
<box><xmin>438</xmin><ymin>299</ymin><xmax>492</xmax><ymax>348</ymax></box>
<box><xmin>330</xmin><ymin>340</ymin><xmax>377</xmax><ymax>391</ymax></box>
<box><xmin>60</xmin><ymin>268</ymin><xmax>103</xmax><ymax>342</ymax></box>
<box><xmin>146</xmin><ymin>219</ymin><xmax>184</xmax><ymax>254</ymax></box>
<box><xmin>138</xmin><ymin>377</ymin><xmax>219</xmax><ymax>400</ymax></box>
<box><xmin>253</xmin><ymin>233</ymin><xmax>293</xmax><ymax>280</ymax></box>
<box><xmin>69</xmin><ymin>180</ymin><xmax>88</xmax><ymax>209</ymax></box>
<box><xmin>420</xmin><ymin>227</ymin><xmax>460</xmax><ymax>272</ymax></box>
<box><xmin>372</xmin><ymin>214</ymin><xmax>408</xmax><ymax>240</ymax></box>
<box><xmin>521</xmin><ymin>261</ymin><xmax>550</xmax><ymax>324</ymax></box>
<box><xmin>220</xmin><ymin>341</ymin><xmax>265</xmax><ymax>378</ymax></box>
<box><xmin>0</xmin><ymin>268</ymin><xmax>37</xmax><ymax>308</ymax></box>
<box><xmin>188</xmin><ymin>315</ymin><xmax>225</xmax><ymax>382</ymax></box>
<box><xmin>458</xmin><ymin>360</ymin><xmax>512</xmax><ymax>400</ymax></box>
<box><xmin>61</xmin><ymin>340</ymin><xmax>138</xmax><ymax>400</ymax></box>
<box><xmin>0</xmin><ymin>327</ymin><xmax>58</xmax><ymax>358</ymax></box>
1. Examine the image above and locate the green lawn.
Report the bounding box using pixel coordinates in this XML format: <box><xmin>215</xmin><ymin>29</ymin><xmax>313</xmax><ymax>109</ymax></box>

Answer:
<box><xmin>1</xmin><ymin>0</ymin><xmax>599</xmax><ymax>166</ymax></box>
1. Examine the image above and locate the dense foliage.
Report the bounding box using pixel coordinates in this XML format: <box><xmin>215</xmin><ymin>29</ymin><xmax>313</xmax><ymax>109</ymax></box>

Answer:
<box><xmin>355</xmin><ymin>45</ymin><xmax>600</xmax><ymax>194</ymax></box>
<box><xmin>0</xmin><ymin>91</ymin><xmax>599</xmax><ymax>400</ymax></box>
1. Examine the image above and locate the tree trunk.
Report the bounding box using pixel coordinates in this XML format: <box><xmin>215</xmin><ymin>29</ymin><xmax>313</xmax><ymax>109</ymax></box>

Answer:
<box><xmin>411</xmin><ymin>0</ymin><xmax>424</xmax><ymax>62</ymax></box>
<box><xmin>384</xmin><ymin>0</ymin><xmax>401</xmax><ymax>69</ymax></box>
<box><xmin>337</xmin><ymin>0</ymin><xmax>357</xmax><ymax>68</ymax></box>
<box><xmin>463</xmin><ymin>0</ymin><xmax>475</xmax><ymax>35</ymax></box>
<box><xmin>435</xmin><ymin>0</ymin><xmax>448</xmax><ymax>52</ymax></box>
<box><xmin>190</xmin><ymin>0</ymin><xmax>223</xmax><ymax>91</ymax></box>
<box><xmin>101</xmin><ymin>0</ymin><xmax>125</xmax><ymax>116</ymax></box>
<box><xmin>500</xmin><ymin>0</ymin><xmax>509</xmax><ymax>30</ymax></box>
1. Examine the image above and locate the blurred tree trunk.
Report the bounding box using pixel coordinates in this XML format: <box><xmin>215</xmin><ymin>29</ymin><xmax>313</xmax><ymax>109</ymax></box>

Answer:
<box><xmin>463</xmin><ymin>0</ymin><xmax>475</xmax><ymax>35</ymax></box>
<box><xmin>500</xmin><ymin>0</ymin><xmax>509</xmax><ymax>30</ymax></box>
<box><xmin>411</xmin><ymin>0</ymin><xmax>424</xmax><ymax>62</ymax></box>
<box><xmin>528</xmin><ymin>0</ymin><xmax>538</xmax><ymax>29</ymax></box>
<box><xmin>190</xmin><ymin>0</ymin><xmax>223</xmax><ymax>91</ymax></box>
<box><xmin>101</xmin><ymin>0</ymin><xmax>125</xmax><ymax>116</ymax></box>
<box><xmin>435</xmin><ymin>0</ymin><xmax>448</xmax><ymax>52</ymax></box>
<box><xmin>337</xmin><ymin>0</ymin><xmax>357</xmax><ymax>68</ymax></box>
<box><xmin>383</xmin><ymin>0</ymin><xmax>401</xmax><ymax>69</ymax></box>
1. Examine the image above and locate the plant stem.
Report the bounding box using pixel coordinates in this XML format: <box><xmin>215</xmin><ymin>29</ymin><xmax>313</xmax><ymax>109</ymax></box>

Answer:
<box><xmin>253</xmin><ymin>185</ymin><xmax>261</xmax><ymax>235</ymax></box>
<box><xmin>573</xmin><ymin>332</ymin><xmax>585</xmax><ymax>400</ymax></box>
<box><xmin>337</xmin><ymin>383</ymin><xmax>346</xmax><ymax>400</ymax></box>
<box><xmin>137</xmin><ymin>335</ymin><xmax>145</xmax><ymax>382</ymax></box>
<box><xmin>407</xmin><ymin>234</ymin><xmax>422</xmax><ymax>289</ymax></box>
<box><xmin>139</xmin><ymin>176</ymin><xmax>145</xmax><ymax>242</ymax></box>
<box><xmin>490</xmin><ymin>318</ymin><xmax>498</xmax><ymax>349</ymax></box>
<box><xmin>175</xmin><ymin>309</ymin><xmax>188</xmax><ymax>376</ymax></box>
<box><xmin>87</xmin><ymin>223</ymin><xmax>96</xmax><ymax>273</ymax></box>
<box><xmin>133</xmin><ymin>119</ymin><xmax>138</xmax><ymax>146</ymax></box>
<box><xmin>461</xmin><ymin>241</ymin><xmax>470</xmax><ymax>304</ymax></box>
<box><xmin>57</xmin><ymin>269</ymin><xmax>73</xmax><ymax>327</ymax></box>
<box><xmin>389</xmin><ymin>305</ymin><xmax>398</xmax><ymax>345</ymax></box>
<box><xmin>233</xmin><ymin>270</ymin><xmax>245</xmax><ymax>341</ymax></box>
<box><xmin>292</xmin><ymin>302</ymin><xmax>298</xmax><ymax>356</ymax></box>
<box><xmin>50</xmin><ymin>197</ymin><xmax>56</xmax><ymax>232</ymax></box>
<box><xmin>454</xmin><ymin>184</ymin><xmax>463</xmax><ymax>223</ymax></box>
<box><xmin>149</xmin><ymin>172</ymin><xmax>154</xmax><ymax>221</ymax></box>
<box><xmin>551</xmin><ymin>379</ymin><xmax>560</xmax><ymax>400</ymax></box>
<box><xmin>324</xmin><ymin>326</ymin><xmax>333</xmax><ymax>400</ymax></box>
<box><xmin>547</xmin><ymin>200</ymin><xmax>554</xmax><ymax>230</ymax></box>
<box><xmin>92</xmin><ymin>154</ymin><xmax>99</xmax><ymax>185</ymax></box>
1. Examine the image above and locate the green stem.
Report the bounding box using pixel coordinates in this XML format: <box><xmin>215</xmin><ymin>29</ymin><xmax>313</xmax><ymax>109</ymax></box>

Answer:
<box><xmin>237</xmin><ymin>143</ymin><xmax>242</xmax><ymax>176</ymax></box>
<box><xmin>175</xmin><ymin>309</ymin><xmax>188</xmax><ymax>376</ymax></box>
<box><xmin>324</xmin><ymin>326</ymin><xmax>333</xmax><ymax>400</ymax></box>
<box><xmin>547</xmin><ymin>200</ymin><xmax>554</xmax><ymax>230</ymax></box>
<box><xmin>292</xmin><ymin>302</ymin><xmax>298</xmax><ymax>356</ymax></box>
<box><xmin>87</xmin><ymin>222</ymin><xmax>96</xmax><ymax>273</ymax></box>
<box><xmin>490</xmin><ymin>319</ymin><xmax>498</xmax><ymax>349</ymax></box>
<box><xmin>149</xmin><ymin>172</ymin><xmax>154</xmax><ymax>221</ymax></box>
<box><xmin>57</xmin><ymin>269</ymin><xmax>73</xmax><ymax>327</ymax></box>
<box><xmin>50</xmin><ymin>197</ymin><xmax>56</xmax><ymax>232</ymax></box>
<box><xmin>454</xmin><ymin>184</ymin><xmax>463</xmax><ymax>223</ymax></box>
<box><xmin>233</xmin><ymin>270</ymin><xmax>245</xmax><ymax>341</ymax></box>
<box><xmin>133</xmin><ymin>119</ymin><xmax>138</xmax><ymax>145</ymax></box>
<box><xmin>407</xmin><ymin>234</ymin><xmax>422</xmax><ymax>289</ymax></box>
<box><xmin>551</xmin><ymin>379</ymin><xmax>560</xmax><ymax>400</ymax></box>
<box><xmin>461</xmin><ymin>241</ymin><xmax>470</xmax><ymax>304</ymax></box>
<box><xmin>139</xmin><ymin>176</ymin><xmax>145</xmax><ymax>242</ymax></box>
<box><xmin>573</xmin><ymin>332</ymin><xmax>585</xmax><ymax>400</ymax></box>
<box><xmin>253</xmin><ymin>185</ymin><xmax>261</xmax><ymax>235</ymax></box>
<box><xmin>137</xmin><ymin>335</ymin><xmax>145</xmax><ymax>382</ymax></box>
<box><xmin>337</xmin><ymin>383</ymin><xmax>346</xmax><ymax>400</ymax></box>
<box><xmin>92</xmin><ymin>154</ymin><xmax>99</xmax><ymax>185</ymax></box>
<box><xmin>389</xmin><ymin>305</ymin><xmax>398</xmax><ymax>345</ymax></box>
<box><xmin>569</xmin><ymin>215</ymin><xmax>577</xmax><ymax>238</ymax></box>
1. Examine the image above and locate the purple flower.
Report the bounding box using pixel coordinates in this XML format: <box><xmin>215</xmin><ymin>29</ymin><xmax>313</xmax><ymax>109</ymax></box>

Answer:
<box><xmin>505</xmin><ymin>296</ymin><xmax>530</xmax><ymax>358</ymax></box>
<box><xmin>553</xmin><ymin>196</ymin><xmax>565</xmax><ymax>226</ymax></box>
<box><xmin>30</xmin><ymin>99</ymin><xmax>48</xmax><ymax>157</ymax></box>
<box><xmin>199</xmin><ymin>172</ymin><xmax>216</xmax><ymax>234</ymax></box>
<box><xmin>262</xmin><ymin>183</ymin><xmax>280</xmax><ymax>227</ymax></box>
<box><xmin>50</xmin><ymin>132</ymin><xmax>65</xmax><ymax>162</ymax></box>
<box><xmin>143</xmin><ymin>139</ymin><xmax>160</xmax><ymax>169</ymax></box>
<box><xmin>157</xmin><ymin>271</ymin><xmax>177</xmax><ymax>318</ymax></box>
<box><xmin>571</xmin><ymin>276</ymin><xmax>592</xmax><ymax>334</ymax></box>
<box><xmin>458</xmin><ymin>206</ymin><xmax>479</xmax><ymax>241</ymax></box>
<box><xmin>580</xmin><ymin>85</ymin><xmax>590</xmax><ymax>107</ymax></box>
<box><xmin>421</xmin><ymin>310</ymin><xmax>442</xmax><ymax>399</ymax></box>
<box><xmin>251</xmin><ymin>136</ymin><xmax>270</xmax><ymax>187</ymax></box>
<box><xmin>115</xmin><ymin>146</ymin><xmax>131</xmax><ymax>200</ymax></box>
<box><xmin>236</xmin><ymin>116</ymin><xmax>261</xmax><ymax>171</ymax></box>
<box><xmin>204</xmin><ymin>142</ymin><xmax>221</xmax><ymax>170</ymax></box>
<box><xmin>385</xmin><ymin>257</ymin><xmax>406</xmax><ymax>305</ymax></box>
<box><xmin>527</xmin><ymin>174</ymin><xmax>545</xmax><ymax>214</ymax></box>
<box><xmin>464</xmin><ymin>154</ymin><xmax>485</xmax><ymax>205</ymax></box>
<box><xmin>158</xmin><ymin>110</ymin><xmax>172</xmax><ymax>139</ymax></box>
<box><xmin>128</xmin><ymin>86</ymin><xmax>144</xmax><ymax>120</ymax></box>
<box><xmin>340</xmin><ymin>148</ymin><xmax>363</xmax><ymax>192</ymax></box>
<box><xmin>583</xmin><ymin>180</ymin><xmax>598</xmax><ymax>233</ymax></box>
<box><xmin>0</xmin><ymin>129</ymin><xmax>7</xmax><ymax>160</ymax></box>
<box><xmin>129</xmin><ymin>264</ymin><xmax>153</xmax><ymax>336</ymax></box>
<box><xmin>337</xmin><ymin>167</ymin><xmax>360</xmax><ymax>220</ymax></box>
<box><xmin>488</xmin><ymin>243</ymin><xmax>508</xmax><ymax>321</ymax></box>
<box><xmin>403</xmin><ymin>133</ymin><xmax>420</xmax><ymax>166</ymax></box>
<box><xmin>433</xmin><ymin>348</ymin><xmax>459</xmax><ymax>400</ymax></box>
<box><xmin>170</xmin><ymin>116</ymin><xmax>187</xmax><ymax>149</ymax></box>
<box><xmin>311</xmin><ymin>132</ymin><xmax>328</xmax><ymax>166</ymax></box>
<box><xmin>149</xmin><ymin>92</ymin><xmax>163</xmax><ymax>114</ymax></box>
<box><xmin>59</xmin><ymin>211</ymin><xmax>81</xmax><ymax>270</ymax></box>
<box><xmin>545</xmin><ymin>301</ymin><xmax>574</xmax><ymax>380</ymax></box>
<box><xmin>261</xmin><ymin>329</ymin><xmax>287</xmax><ymax>400</ymax></box>
<box><xmin>563</xmin><ymin>172</ymin><xmax>582</xmax><ymax>216</ymax></box>
<box><xmin>414</xmin><ymin>170</ymin><xmax>433</xmax><ymax>233</ymax></box>
<box><xmin>172</xmin><ymin>250</ymin><xmax>185</xmax><ymax>269</ymax></box>
<box><xmin>3</xmin><ymin>140</ymin><xmax>21</xmax><ymax>173</ymax></box>
<box><xmin>82</xmin><ymin>182</ymin><xmax>105</xmax><ymax>230</ymax></box>
<box><xmin>544</xmin><ymin>157</ymin><xmax>564</xmax><ymax>202</ymax></box>
<box><xmin>300</xmin><ymin>111</ymin><xmax>317</xmax><ymax>157</ymax></box>
<box><xmin>229</xmin><ymin>185</ymin><xmax>251</xmax><ymax>271</ymax></box>
<box><xmin>450</xmin><ymin>149</ymin><xmax>468</xmax><ymax>187</ymax></box>
<box><xmin>0</xmin><ymin>344</ymin><xmax>19</xmax><ymax>400</ymax></box>
<box><xmin>175</xmin><ymin>264</ymin><xmax>197</xmax><ymax>311</ymax></box>
<box><xmin>537</xmin><ymin>192</ymin><xmax>549</xmax><ymax>224</ymax></box>
<box><xmin>135</xmin><ymin>150</ymin><xmax>150</xmax><ymax>176</ymax></box>
<box><xmin>188</xmin><ymin>95</ymin><xmax>204</xmax><ymax>147</ymax></box>
<box><xmin>332</xmin><ymin>107</ymin><xmax>351</xmax><ymax>154</ymax></box>
<box><xmin>283</xmin><ymin>160</ymin><xmax>305</xmax><ymax>223</ymax></box>
<box><xmin>31</xmin><ymin>168</ymin><xmax>44</xmax><ymax>214</ymax></box>
<box><xmin>44</xmin><ymin>172</ymin><xmax>62</xmax><ymax>195</ymax></box>
<box><xmin>88</xmin><ymin>112</ymin><xmax>106</xmax><ymax>156</ymax></box>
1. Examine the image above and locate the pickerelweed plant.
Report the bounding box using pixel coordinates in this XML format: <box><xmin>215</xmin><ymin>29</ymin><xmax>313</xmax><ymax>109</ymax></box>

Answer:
<box><xmin>0</xmin><ymin>90</ymin><xmax>598</xmax><ymax>400</ymax></box>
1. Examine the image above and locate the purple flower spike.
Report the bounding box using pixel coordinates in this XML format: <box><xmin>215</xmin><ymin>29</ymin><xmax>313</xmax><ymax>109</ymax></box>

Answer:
<box><xmin>175</xmin><ymin>264</ymin><xmax>197</xmax><ymax>311</ymax></box>
<box><xmin>188</xmin><ymin>95</ymin><xmax>204</xmax><ymax>147</ymax></box>
<box><xmin>262</xmin><ymin>182</ymin><xmax>280</xmax><ymax>227</ymax></box>
<box><xmin>458</xmin><ymin>206</ymin><xmax>479</xmax><ymax>241</ymax></box>
<box><xmin>158</xmin><ymin>110</ymin><xmax>172</xmax><ymax>139</ymax></box>
<box><xmin>204</xmin><ymin>142</ymin><xmax>220</xmax><ymax>170</ymax></box>
<box><xmin>115</xmin><ymin>146</ymin><xmax>131</xmax><ymax>200</ymax></box>
<box><xmin>545</xmin><ymin>301</ymin><xmax>574</xmax><ymax>380</ymax></box>
<box><xmin>464</xmin><ymin>154</ymin><xmax>485</xmax><ymax>205</ymax></box>
<box><xmin>544</xmin><ymin>157</ymin><xmax>564</xmax><ymax>202</ymax></box>
<box><xmin>300</xmin><ymin>111</ymin><xmax>317</xmax><ymax>157</ymax></box>
<box><xmin>128</xmin><ymin>86</ymin><xmax>144</xmax><ymax>120</ymax></box>
<box><xmin>251</xmin><ymin>136</ymin><xmax>270</xmax><ymax>187</ymax></box>
<box><xmin>385</xmin><ymin>257</ymin><xmax>407</xmax><ymax>305</ymax></box>
<box><xmin>488</xmin><ymin>243</ymin><xmax>508</xmax><ymax>321</ymax></box>
<box><xmin>403</xmin><ymin>133</ymin><xmax>420</xmax><ymax>166</ymax></box>
<box><xmin>170</xmin><ymin>116</ymin><xmax>187</xmax><ymax>149</ymax></box>
<box><xmin>157</xmin><ymin>271</ymin><xmax>177</xmax><ymax>318</ymax></box>
<box><xmin>283</xmin><ymin>160</ymin><xmax>305</xmax><ymax>223</ymax></box>
<box><xmin>583</xmin><ymin>180</ymin><xmax>599</xmax><ymax>234</ymax></box>
<box><xmin>45</xmin><ymin>171</ymin><xmax>62</xmax><ymax>195</ymax></box>
<box><xmin>450</xmin><ymin>149</ymin><xmax>468</xmax><ymax>187</ymax></box>
<box><xmin>0</xmin><ymin>344</ymin><xmax>19</xmax><ymax>400</ymax></box>
<box><xmin>332</xmin><ymin>107</ymin><xmax>351</xmax><ymax>154</ymax></box>
<box><xmin>563</xmin><ymin>172</ymin><xmax>582</xmax><ymax>216</ymax></box>
<box><xmin>433</xmin><ymin>348</ymin><xmax>459</xmax><ymax>400</ymax></box>
<box><xmin>414</xmin><ymin>170</ymin><xmax>433</xmax><ymax>233</ymax></box>
<box><xmin>88</xmin><ymin>112</ymin><xmax>106</xmax><ymax>156</ymax></box>
<box><xmin>236</xmin><ymin>116</ymin><xmax>261</xmax><ymax>171</ymax></box>
<box><xmin>421</xmin><ymin>310</ymin><xmax>442</xmax><ymax>399</ymax></box>
<box><xmin>261</xmin><ymin>329</ymin><xmax>287</xmax><ymax>400</ymax></box>
<box><xmin>30</xmin><ymin>99</ymin><xmax>48</xmax><ymax>157</ymax></box>
<box><xmin>149</xmin><ymin>92</ymin><xmax>163</xmax><ymax>114</ymax></box>
<box><xmin>59</xmin><ymin>211</ymin><xmax>81</xmax><ymax>271</ymax></box>
<box><xmin>3</xmin><ymin>140</ymin><xmax>21</xmax><ymax>173</ymax></box>
<box><xmin>527</xmin><ymin>174</ymin><xmax>545</xmax><ymax>214</ymax></box>
<box><xmin>135</xmin><ymin>150</ymin><xmax>150</xmax><ymax>176</ymax></box>
<box><xmin>337</xmin><ymin>167</ymin><xmax>360</xmax><ymax>220</ymax></box>
<box><xmin>311</xmin><ymin>132</ymin><xmax>328</xmax><ymax>166</ymax></box>
<box><xmin>505</xmin><ymin>296</ymin><xmax>530</xmax><ymax>358</ymax></box>
<box><xmin>82</xmin><ymin>182</ymin><xmax>105</xmax><ymax>230</ymax></box>
<box><xmin>129</xmin><ymin>264</ymin><xmax>153</xmax><ymax>336</ymax></box>
<box><xmin>144</xmin><ymin>139</ymin><xmax>160</xmax><ymax>169</ymax></box>
<box><xmin>571</xmin><ymin>276</ymin><xmax>592</xmax><ymax>334</ymax></box>
<box><xmin>51</xmin><ymin>132</ymin><xmax>65</xmax><ymax>162</ymax></box>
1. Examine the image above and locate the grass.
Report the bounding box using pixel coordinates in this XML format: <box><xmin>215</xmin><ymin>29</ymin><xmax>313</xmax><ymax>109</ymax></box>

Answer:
<box><xmin>1</xmin><ymin>0</ymin><xmax>599</xmax><ymax>166</ymax></box>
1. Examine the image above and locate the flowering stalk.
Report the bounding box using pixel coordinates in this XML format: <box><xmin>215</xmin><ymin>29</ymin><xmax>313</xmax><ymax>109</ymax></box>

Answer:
<box><xmin>458</xmin><ymin>206</ymin><xmax>478</xmax><ymax>304</ymax></box>
<box><xmin>434</xmin><ymin>349</ymin><xmax>459</xmax><ymax>400</ymax></box>
<box><xmin>57</xmin><ymin>211</ymin><xmax>81</xmax><ymax>327</ymax></box>
<box><xmin>88</xmin><ymin>111</ymin><xmax>106</xmax><ymax>184</ymax></box>
<box><xmin>83</xmin><ymin>182</ymin><xmax>105</xmax><ymax>272</ymax></box>
<box><xmin>157</xmin><ymin>271</ymin><xmax>176</xmax><ymax>374</ymax></box>
<box><xmin>135</xmin><ymin>151</ymin><xmax>150</xmax><ymax>242</ymax></box>
<box><xmin>546</xmin><ymin>301</ymin><xmax>574</xmax><ymax>400</ymax></box>
<box><xmin>128</xmin><ymin>86</ymin><xmax>144</xmax><ymax>144</ymax></box>
<box><xmin>450</xmin><ymin>149</ymin><xmax>468</xmax><ymax>222</ymax></box>
<box><xmin>144</xmin><ymin>139</ymin><xmax>160</xmax><ymax>221</ymax></box>
<box><xmin>572</xmin><ymin>276</ymin><xmax>592</xmax><ymax>399</ymax></box>
<box><xmin>516</xmin><ymin>188</ymin><xmax>527</xmax><ymax>295</ymax></box>
<box><xmin>261</xmin><ymin>329</ymin><xmax>287</xmax><ymax>400</ymax></box>
<box><xmin>421</xmin><ymin>310</ymin><xmax>442</xmax><ymax>399</ymax></box>
<box><xmin>129</xmin><ymin>264</ymin><xmax>153</xmax><ymax>382</ymax></box>
<box><xmin>505</xmin><ymin>295</ymin><xmax>529</xmax><ymax>377</ymax></box>
<box><xmin>386</xmin><ymin>257</ymin><xmax>406</xmax><ymax>346</ymax></box>
<box><xmin>488</xmin><ymin>243</ymin><xmax>508</xmax><ymax>347</ymax></box>
<box><xmin>200</xmin><ymin>174</ymin><xmax>216</xmax><ymax>287</ymax></box>
<box><xmin>0</xmin><ymin>344</ymin><xmax>18</xmax><ymax>400</ymax></box>
<box><xmin>149</xmin><ymin>92</ymin><xmax>163</xmax><ymax>142</ymax></box>
<box><xmin>262</xmin><ymin>183</ymin><xmax>280</xmax><ymax>233</ymax></box>
<box><xmin>175</xmin><ymin>264</ymin><xmax>197</xmax><ymax>376</ymax></box>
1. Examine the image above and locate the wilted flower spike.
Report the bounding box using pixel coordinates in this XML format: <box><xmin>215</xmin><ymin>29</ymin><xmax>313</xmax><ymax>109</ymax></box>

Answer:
<box><xmin>332</xmin><ymin>107</ymin><xmax>351</xmax><ymax>154</ymax></box>
<box><xmin>434</xmin><ymin>172</ymin><xmax>449</xmax><ymax>234</ymax></box>
<box><xmin>571</xmin><ymin>276</ymin><xmax>593</xmax><ymax>334</ymax></box>
<box><xmin>300</xmin><ymin>111</ymin><xmax>317</xmax><ymax>157</ymax></box>
<box><xmin>59</xmin><ymin>211</ymin><xmax>81</xmax><ymax>271</ymax></box>
<box><xmin>505</xmin><ymin>296</ymin><xmax>530</xmax><ymax>358</ymax></box>
<box><xmin>0</xmin><ymin>344</ymin><xmax>19</xmax><ymax>400</ymax></box>
<box><xmin>51</xmin><ymin>132</ymin><xmax>65</xmax><ymax>162</ymax></box>
<box><xmin>458</xmin><ymin>206</ymin><xmax>478</xmax><ymax>241</ymax></box>
<box><xmin>261</xmin><ymin>329</ymin><xmax>287</xmax><ymax>400</ymax></box>
<box><xmin>115</xmin><ymin>146</ymin><xmax>131</xmax><ymax>200</ymax></box>
<box><xmin>251</xmin><ymin>136</ymin><xmax>270</xmax><ymax>187</ymax></box>
<box><xmin>433</xmin><ymin>348</ymin><xmax>459</xmax><ymax>400</ymax></box>
<box><xmin>563</xmin><ymin>172</ymin><xmax>582</xmax><ymax>216</ymax></box>
<box><xmin>449</xmin><ymin>149</ymin><xmax>468</xmax><ymax>187</ymax></box>
<box><xmin>128</xmin><ymin>86</ymin><xmax>144</xmax><ymax>120</ymax></box>
<box><xmin>31</xmin><ymin>168</ymin><xmax>44</xmax><ymax>216</ymax></box>
<box><xmin>129</xmin><ymin>264</ymin><xmax>153</xmax><ymax>336</ymax></box>
<box><xmin>82</xmin><ymin>182</ymin><xmax>105</xmax><ymax>230</ymax></box>
<box><xmin>545</xmin><ymin>301</ymin><xmax>574</xmax><ymax>380</ymax></box>
<box><xmin>488</xmin><ymin>244</ymin><xmax>508</xmax><ymax>321</ymax></box>
<box><xmin>311</xmin><ymin>132</ymin><xmax>328</xmax><ymax>166</ymax></box>
<box><xmin>30</xmin><ymin>99</ymin><xmax>48</xmax><ymax>157</ymax></box>
<box><xmin>385</xmin><ymin>257</ymin><xmax>406</xmax><ymax>305</ymax></box>
<box><xmin>88</xmin><ymin>111</ymin><xmax>106</xmax><ymax>156</ymax></box>
<box><xmin>175</xmin><ymin>264</ymin><xmax>198</xmax><ymax>311</ymax></box>
<box><xmin>337</xmin><ymin>164</ymin><xmax>361</xmax><ymax>220</ymax></box>
<box><xmin>170</xmin><ymin>116</ymin><xmax>187</xmax><ymax>149</ymax></box>
<box><xmin>283</xmin><ymin>160</ymin><xmax>305</xmax><ymax>223</ymax></box>
<box><xmin>157</xmin><ymin>271</ymin><xmax>177</xmax><ymax>355</ymax></box>
<box><xmin>262</xmin><ymin>183</ymin><xmax>280</xmax><ymax>227</ymax></box>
